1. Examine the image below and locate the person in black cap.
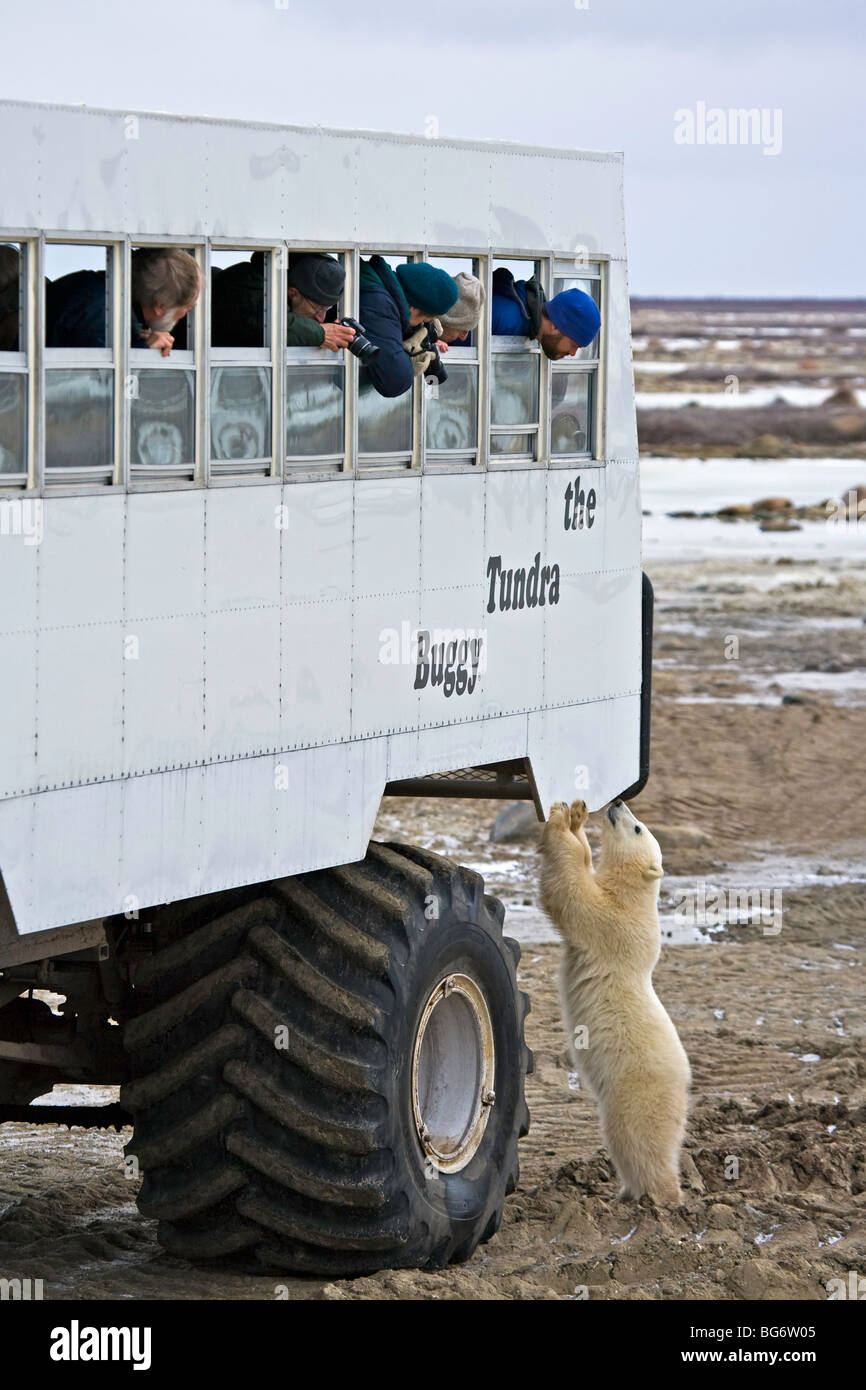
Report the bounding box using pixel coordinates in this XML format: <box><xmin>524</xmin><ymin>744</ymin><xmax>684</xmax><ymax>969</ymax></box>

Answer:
<box><xmin>211</xmin><ymin>252</ymin><xmax>355</xmax><ymax>351</ymax></box>
<box><xmin>286</xmin><ymin>254</ymin><xmax>355</xmax><ymax>350</ymax></box>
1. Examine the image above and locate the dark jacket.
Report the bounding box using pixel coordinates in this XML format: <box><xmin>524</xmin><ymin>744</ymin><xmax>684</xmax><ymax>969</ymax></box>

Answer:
<box><xmin>211</xmin><ymin>252</ymin><xmax>327</xmax><ymax>348</ymax></box>
<box><xmin>490</xmin><ymin>268</ymin><xmax>546</xmax><ymax>338</ymax></box>
<box><xmin>45</xmin><ymin>270</ymin><xmax>152</xmax><ymax>348</ymax></box>
<box><xmin>357</xmin><ymin>255</ymin><xmax>415</xmax><ymax>398</ymax></box>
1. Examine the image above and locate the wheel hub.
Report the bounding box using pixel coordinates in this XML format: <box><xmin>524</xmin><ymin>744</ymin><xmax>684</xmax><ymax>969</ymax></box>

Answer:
<box><xmin>411</xmin><ymin>973</ymin><xmax>495</xmax><ymax>1173</ymax></box>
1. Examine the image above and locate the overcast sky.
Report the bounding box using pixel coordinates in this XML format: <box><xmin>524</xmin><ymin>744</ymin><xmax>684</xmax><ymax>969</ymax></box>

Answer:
<box><xmin>5</xmin><ymin>0</ymin><xmax>863</xmax><ymax>296</ymax></box>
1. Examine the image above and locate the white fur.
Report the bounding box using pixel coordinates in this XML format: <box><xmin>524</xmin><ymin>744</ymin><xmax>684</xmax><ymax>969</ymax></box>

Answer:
<box><xmin>539</xmin><ymin>798</ymin><xmax>691</xmax><ymax>1204</ymax></box>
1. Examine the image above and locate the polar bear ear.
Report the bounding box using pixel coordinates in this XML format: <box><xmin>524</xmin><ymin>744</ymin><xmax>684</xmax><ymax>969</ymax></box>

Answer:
<box><xmin>642</xmin><ymin>864</ymin><xmax>664</xmax><ymax>881</ymax></box>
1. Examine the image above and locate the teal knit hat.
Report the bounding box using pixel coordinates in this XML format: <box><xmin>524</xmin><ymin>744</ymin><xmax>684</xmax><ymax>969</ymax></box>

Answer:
<box><xmin>395</xmin><ymin>262</ymin><xmax>458</xmax><ymax>317</ymax></box>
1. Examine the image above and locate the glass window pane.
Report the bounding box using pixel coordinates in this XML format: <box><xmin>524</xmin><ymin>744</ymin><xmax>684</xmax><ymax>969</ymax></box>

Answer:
<box><xmin>553</xmin><ymin>277</ymin><xmax>601</xmax><ymax>361</ymax></box>
<box><xmin>0</xmin><ymin>373</ymin><xmax>26</xmax><ymax>472</ymax></box>
<box><xmin>45</xmin><ymin>245</ymin><xmax>109</xmax><ymax>348</ymax></box>
<box><xmin>490</xmin><ymin>354</ymin><xmax>539</xmax><ymax>426</ymax></box>
<box><xmin>0</xmin><ymin>243</ymin><xmax>22</xmax><ymax>351</ymax></box>
<box><xmin>554</xmin><ymin>276</ymin><xmax>600</xmax><ymax>303</ymax></box>
<box><xmin>286</xmin><ymin>365</ymin><xmax>344</xmax><ymax>456</ymax></box>
<box><xmin>211</xmin><ymin>366</ymin><xmax>271</xmax><ymax>460</ymax></box>
<box><xmin>45</xmin><ymin>368</ymin><xmax>113</xmax><ymax>469</ymax></box>
<box><xmin>426</xmin><ymin>364</ymin><xmax>477</xmax><ymax>450</ymax></box>
<box><xmin>551</xmin><ymin>372</ymin><xmax>593</xmax><ymax>455</ymax></box>
<box><xmin>131</xmin><ymin>370</ymin><xmax>195</xmax><ymax>467</ymax></box>
<box><xmin>358</xmin><ymin>381</ymin><xmax>412</xmax><ymax>454</ymax></box>
<box><xmin>490</xmin><ymin>432</ymin><xmax>534</xmax><ymax>456</ymax></box>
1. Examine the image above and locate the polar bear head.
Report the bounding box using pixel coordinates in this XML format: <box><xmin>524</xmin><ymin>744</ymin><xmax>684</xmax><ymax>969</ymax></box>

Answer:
<box><xmin>599</xmin><ymin>799</ymin><xmax>664</xmax><ymax>895</ymax></box>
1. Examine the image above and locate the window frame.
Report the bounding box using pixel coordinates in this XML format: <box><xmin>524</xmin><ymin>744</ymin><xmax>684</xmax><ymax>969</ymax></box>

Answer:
<box><xmin>283</xmin><ymin>245</ymin><xmax>353</xmax><ymax>482</ymax></box>
<box><xmin>355</xmin><ymin>247</ymin><xmax>419</xmax><ymax>476</ymax></box>
<box><xmin>39</xmin><ymin>234</ymin><xmax>123</xmax><ymax>490</ymax></box>
<box><xmin>207</xmin><ymin>240</ymin><xmax>279</xmax><ymax>482</ymax></box>
<box><xmin>421</xmin><ymin>253</ymin><xmax>486</xmax><ymax>473</ymax></box>
<box><xmin>486</xmin><ymin>254</ymin><xmax>548</xmax><ymax>472</ymax></box>
<box><xmin>0</xmin><ymin>235</ymin><xmax>611</xmax><ymax>497</ymax></box>
<box><xmin>548</xmin><ymin>257</ymin><xmax>606</xmax><ymax>466</ymax></box>
<box><xmin>0</xmin><ymin>235</ymin><xmax>32</xmax><ymax>487</ymax></box>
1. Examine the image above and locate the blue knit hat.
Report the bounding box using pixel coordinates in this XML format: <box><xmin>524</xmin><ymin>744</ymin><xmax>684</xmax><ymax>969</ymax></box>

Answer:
<box><xmin>395</xmin><ymin>262</ymin><xmax>458</xmax><ymax>317</ymax></box>
<box><xmin>545</xmin><ymin>288</ymin><xmax>601</xmax><ymax>348</ymax></box>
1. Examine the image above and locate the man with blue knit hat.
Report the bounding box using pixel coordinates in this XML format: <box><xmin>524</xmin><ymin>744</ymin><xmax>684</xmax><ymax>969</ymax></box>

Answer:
<box><xmin>491</xmin><ymin>267</ymin><xmax>600</xmax><ymax>360</ymax></box>
<box><xmin>358</xmin><ymin>256</ymin><xmax>458</xmax><ymax>397</ymax></box>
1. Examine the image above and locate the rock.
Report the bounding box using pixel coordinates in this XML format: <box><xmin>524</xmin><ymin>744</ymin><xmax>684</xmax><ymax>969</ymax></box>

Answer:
<box><xmin>652</xmin><ymin>824</ymin><xmax>711</xmax><ymax>853</ymax></box>
<box><xmin>831</xmin><ymin>412</ymin><xmax>866</xmax><ymax>439</ymax></box>
<box><xmin>489</xmin><ymin>802</ymin><xmax>541</xmax><ymax>843</ymax></box>
<box><xmin>749</xmin><ymin>434</ymin><xmax>784</xmax><ymax>458</ymax></box>
<box><xmin>752</xmin><ymin>495</ymin><xmax>793</xmax><ymax>512</ymax></box>
<box><xmin>716</xmin><ymin>503</ymin><xmax>753</xmax><ymax>518</ymax></box>
<box><xmin>824</xmin><ymin>386</ymin><xmax>860</xmax><ymax>408</ymax></box>
<box><xmin>781</xmin><ymin>693</ymin><xmax>818</xmax><ymax>706</ymax></box>
<box><xmin>759</xmin><ymin>517</ymin><xmax>802</xmax><ymax>532</ymax></box>
<box><xmin>706</xmin><ymin>1202</ymin><xmax>739</xmax><ymax>1230</ymax></box>
<box><xmin>667</xmin><ymin>509</ymin><xmax>697</xmax><ymax>518</ymax></box>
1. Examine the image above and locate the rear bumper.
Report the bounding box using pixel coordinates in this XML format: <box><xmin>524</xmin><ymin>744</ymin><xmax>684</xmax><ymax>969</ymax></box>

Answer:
<box><xmin>619</xmin><ymin>570</ymin><xmax>653</xmax><ymax>801</ymax></box>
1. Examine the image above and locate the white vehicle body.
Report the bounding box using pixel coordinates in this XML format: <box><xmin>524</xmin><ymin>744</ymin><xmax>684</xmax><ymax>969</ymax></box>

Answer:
<box><xmin>0</xmin><ymin>100</ymin><xmax>643</xmax><ymax>943</ymax></box>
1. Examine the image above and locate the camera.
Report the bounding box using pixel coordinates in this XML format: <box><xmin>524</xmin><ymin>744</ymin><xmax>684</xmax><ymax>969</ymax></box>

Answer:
<box><xmin>424</xmin><ymin>351</ymin><xmax>447</xmax><ymax>386</ymax></box>
<box><xmin>420</xmin><ymin>324</ymin><xmax>447</xmax><ymax>385</ymax></box>
<box><xmin>340</xmin><ymin>316</ymin><xmax>379</xmax><ymax>364</ymax></box>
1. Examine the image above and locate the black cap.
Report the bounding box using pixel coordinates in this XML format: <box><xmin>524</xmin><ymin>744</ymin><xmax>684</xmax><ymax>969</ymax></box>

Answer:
<box><xmin>287</xmin><ymin>254</ymin><xmax>345</xmax><ymax>307</ymax></box>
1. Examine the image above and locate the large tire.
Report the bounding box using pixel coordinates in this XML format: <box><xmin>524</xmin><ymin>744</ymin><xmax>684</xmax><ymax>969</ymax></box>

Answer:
<box><xmin>121</xmin><ymin>841</ymin><xmax>532</xmax><ymax>1276</ymax></box>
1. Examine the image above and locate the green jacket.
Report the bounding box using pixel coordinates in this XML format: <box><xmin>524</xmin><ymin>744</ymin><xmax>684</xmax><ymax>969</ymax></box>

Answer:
<box><xmin>286</xmin><ymin>309</ymin><xmax>325</xmax><ymax>347</ymax></box>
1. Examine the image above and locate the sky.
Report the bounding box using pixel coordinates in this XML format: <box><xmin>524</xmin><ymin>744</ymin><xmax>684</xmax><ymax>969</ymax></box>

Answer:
<box><xmin>4</xmin><ymin>0</ymin><xmax>864</xmax><ymax>296</ymax></box>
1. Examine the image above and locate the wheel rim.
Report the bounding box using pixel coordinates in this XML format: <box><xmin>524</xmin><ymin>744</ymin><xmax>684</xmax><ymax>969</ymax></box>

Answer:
<box><xmin>411</xmin><ymin>973</ymin><xmax>495</xmax><ymax>1174</ymax></box>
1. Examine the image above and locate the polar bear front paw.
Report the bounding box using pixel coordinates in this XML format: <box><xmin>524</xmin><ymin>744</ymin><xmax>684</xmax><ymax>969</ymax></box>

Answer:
<box><xmin>547</xmin><ymin>801</ymin><xmax>572</xmax><ymax>832</ymax></box>
<box><xmin>569</xmin><ymin>799</ymin><xmax>589</xmax><ymax>833</ymax></box>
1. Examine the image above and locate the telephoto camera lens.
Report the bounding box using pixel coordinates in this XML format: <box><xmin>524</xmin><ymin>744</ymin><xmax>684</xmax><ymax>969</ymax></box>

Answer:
<box><xmin>341</xmin><ymin>316</ymin><xmax>380</xmax><ymax>363</ymax></box>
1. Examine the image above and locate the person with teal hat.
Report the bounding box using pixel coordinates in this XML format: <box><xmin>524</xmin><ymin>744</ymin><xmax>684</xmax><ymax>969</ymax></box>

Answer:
<box><xmin>358</xmin><ymin>257</ymin><xmax>458</xmax><ymax>398</ymax></box>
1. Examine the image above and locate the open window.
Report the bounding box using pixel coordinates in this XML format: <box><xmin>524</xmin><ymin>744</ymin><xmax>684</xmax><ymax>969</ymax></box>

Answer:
<box><xmin>357</xmin><ymin>252</ymin><xmax>415</xmax><ymax>471</ymax></box>
<box><xmin>0</xmin><ymin>241</ymin><xmax>27</xmax><ymax>482</ymax></box>
<box><xmin>209</xmin><ymin>248</ymin><xmax>273</xmax><ymax>478</ymax></box>
<box><xmin>549</xmin><ymin>260</ymin><xmax>602</xmax><ymax>459</ymax></box>
<box><xmin>44</xmin><ymin>242</ymin><xmax>116</xmax><ymax>484</ymax></box>
<box><xmin>489</xmin><ymin>257</ymin><xmax>542</xmax><ymax>461</ymax></box>
<box><xmin>285</xmin><ymin>249</ymin><xmax>349</xmax><ymax>474</ymax></box>
<box><xmin>423</xmin><ymin>255</ymin><xmax>483</xmax><ymax>468</ymax></box>
<box><xmin>129</xmin><ymin>245</ymin><xmax>201</xmax><ymax>482</ymax></box>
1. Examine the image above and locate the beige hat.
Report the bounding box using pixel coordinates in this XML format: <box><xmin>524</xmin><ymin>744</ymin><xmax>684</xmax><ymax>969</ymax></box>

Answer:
<box><xmin>439</xmin><ymin>272</ymin><xmax>484</xmax><ymax>332</ymax></box>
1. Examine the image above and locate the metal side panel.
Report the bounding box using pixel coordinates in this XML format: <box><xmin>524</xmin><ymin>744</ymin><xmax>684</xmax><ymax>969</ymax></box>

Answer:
<box><xmin>0</xmin><ymin>780</ymin><xmax>123</xmax><ymax>934</ymax></box>
<box><xmin>482</xmin><ymin>468</ymin><xmax>549</xmax><ymax>714</ymax></box>
<box><xmin>351</xmin><ymin>477</ymin><xmax>422</xmax><ymax>739</ymax></box>
<box><xmin>0</xmin><ymin>631</ymin><xmax>37</xmax><ymax>793</ymax></box>
<box><xmin>126</xmin><ymin>489</ymin><xmax>206</xmax><ymax>619</ymax></box>
<box><xmin>603</xmin><ymin>460</ymin><xmax>643</xmax><ymax>573</ymax></box>
<box><xmin>40</xmin><ymin>494</ymin><xmax>125</xmax><ymax>628</ymax></box>
<box><xmin>527</xmin><ymin>694</ymin><xmax>641</xmax><ymax>816</ymax></box>
<box><xmin>543</xmin><ymin>567</ymin><xmax>642</xmax><ymax>707</ymax></box>
<box><xmin>602</xmin><ymin>257</ymin><xmax>639</xmax><ymax>461</ymax></box>
<box><xmin>281</xmin><ymin>479</ymin><xmax>354</xmax><ymax>604</ymax></box>
<box><xmin>281</xmin><ymin>600</ymin><xmax>353</xmax><ymax>747</ymax></box>
<box><xmin>0</xmin><ymin>100</ymin><xmax>625</xmax><ymax>257</ymax></box>
<box><xmin>3</xmin><ymin>737</ymin><xmax>389</xmax><ymax>935</ymax></box>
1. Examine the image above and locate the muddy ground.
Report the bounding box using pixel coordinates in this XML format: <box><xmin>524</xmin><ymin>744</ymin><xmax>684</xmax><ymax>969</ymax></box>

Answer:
<box><xmin>0</xmin><ymin>537</ymin><xmax>863</xmax><ymax>1301</ymax></box>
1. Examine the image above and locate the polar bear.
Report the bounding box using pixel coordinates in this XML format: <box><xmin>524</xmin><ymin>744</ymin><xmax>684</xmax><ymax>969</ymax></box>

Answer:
<box><xmin>539</xmin><ymin>797</ymin><xmax>691</xmax><ymax>1204</ymax></box>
